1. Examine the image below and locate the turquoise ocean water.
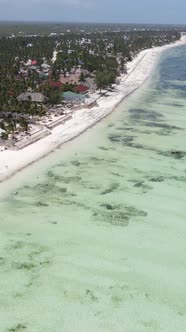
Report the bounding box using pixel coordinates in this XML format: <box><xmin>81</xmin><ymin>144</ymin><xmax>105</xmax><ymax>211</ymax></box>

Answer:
<box><xmin>0</xmin><ymin>45</ymin><xmax>186</xmax><ymax>331</ymax></box>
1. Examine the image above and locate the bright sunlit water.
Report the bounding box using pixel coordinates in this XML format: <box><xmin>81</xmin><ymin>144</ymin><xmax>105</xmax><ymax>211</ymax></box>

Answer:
<box><xmin>0</xmin><ymin>46</ymin><xmax>186</xmax><ymax>332</ymax></box>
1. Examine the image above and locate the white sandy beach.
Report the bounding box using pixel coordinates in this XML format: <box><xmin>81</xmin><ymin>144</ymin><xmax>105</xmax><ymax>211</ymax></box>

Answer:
<box><xmin>0</xmin><ymin>36</ymin><xmax>186</xmax><ymax>182</ymax></box>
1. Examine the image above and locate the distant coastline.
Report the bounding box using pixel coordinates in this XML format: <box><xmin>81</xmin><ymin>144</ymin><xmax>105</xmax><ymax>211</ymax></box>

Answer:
<box><xmin>0</xmin><ymin>35</ymin><xmax>186</xmax><ymax>183</ymax></box>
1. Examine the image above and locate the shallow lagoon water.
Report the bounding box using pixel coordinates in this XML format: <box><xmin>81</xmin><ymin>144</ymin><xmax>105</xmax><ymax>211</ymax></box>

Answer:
<box><xmin>1</xmin><ymin>46</ymin><xmax>186</xmax><ymax>331</ymax></box>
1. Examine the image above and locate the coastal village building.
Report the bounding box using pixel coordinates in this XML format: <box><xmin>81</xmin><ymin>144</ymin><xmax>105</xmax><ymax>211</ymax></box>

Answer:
<box><xmin>49</xmin><ymin>81</ymin><xmax>64</xmax><ymax>89</ymax></box>
<box><xmin>62</xmin><ymin>91</ymin><xmax>86</xmax><ymax>104</ymax></box>
<box><xmin>17</xmin><ymin>92</ymin><xmax>46</xmax><ymax>103</ymax></box>
<box><xmin>74</xmin><ymin>84</ymin><xmax>89</xmax><ymax>94</ymax></box>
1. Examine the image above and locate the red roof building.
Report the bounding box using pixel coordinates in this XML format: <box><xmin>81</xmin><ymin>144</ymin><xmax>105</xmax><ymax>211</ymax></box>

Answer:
<box><xmin>8</xmin><ymin>90</ymin><xmax>16</xmax><ymax>97</ymax></box>
<box><xmin>31</xmin><ymin>60</ymin><xmax>37</xmax><ymax>65</ymax></box>
<box><xmin>73</xmin><ymin>84</ymin><xmax>89</xmax><ymax>94</ymax></box>
<box><xmin>49</xmin><ymin>81</ymin><xmax>64</xmax><ymax>89</ymax></box>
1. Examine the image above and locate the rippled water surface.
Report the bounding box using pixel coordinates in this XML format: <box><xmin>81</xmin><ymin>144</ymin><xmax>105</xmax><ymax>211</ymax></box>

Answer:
<box><xmin>1</xmin><ymin>46</ymin><xmax>186</xmax><ymax>332</ymax></box>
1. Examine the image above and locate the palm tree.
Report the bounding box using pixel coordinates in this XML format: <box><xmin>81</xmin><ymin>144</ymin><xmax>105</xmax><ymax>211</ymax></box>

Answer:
<box><xmin>19</xmin><ymin>117</ymin><xmax>29</xmax><ymax>132</ymax></box>
<box><xmin>79</xmin><ymin>72</ymin><xmax>86</xmax><ymax>83</ymax></box>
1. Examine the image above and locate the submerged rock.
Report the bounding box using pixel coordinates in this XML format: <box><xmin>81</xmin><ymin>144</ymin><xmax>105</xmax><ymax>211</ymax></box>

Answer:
<box><xmin>129</xmin><ymin>108</ymin><xmax>163</xmax><ymax>121</ymax></box>
<box><xmin>125</xmin><ymin>206</ymin><xmax>148</xmax><ymax>217</ymax></box>
<box><xmin>144</xmin><ymin>122</ymin><xmax>180</xmax><ymax>130</ymax></box>
<box><xmin>14</xmin><ymin>262</ymin><xmax>36</xmax><ymax>270</ymax></box>
<box><xmin>122</xmin><ymin>136</ymin><xmax>135</xmax><ymax>144</ymax></box>
<box><xmin>126</xmin><ymin>143</ymin><xmax>144</xmax><ymax>149</ymax></box>
<box><xmin>108</xmin><ymin>134</ymin><xmax>121</xmax><ymax>143</ymax></box>
<box><xmin>58</xmin><ymin>187</ymin><xmax>67</xmax><ymax>193</ymax></box>
<box><xmin>71</xmin><ymin>160</ymin><xmax>81</xmax><ymax>167</ymax></box>
<box><xmin>35</xmin><ymin>201</ymin><xmax>49</xmax><ymax>207</ymax></box>
<box><xmin>171</xmin><ymin>150</ymin><xmax>185</xmax><ymax>159</ymax></box>
<box><xmin>85</xmin><ymin>289</ymin><xmax>98</xmax><ymax>302</ymax></box>
<box><xmin>101</xmin><ymin>183</ymin><xmax>119</xmax><ymax>195</ymax></box>
<box><xmin>158</xmin><ymin>149</ymin><xmax>185</xmax><ymax>159</ymax></box>
<box><xmin>100</xmin><ymin>203</ymin><xmax>117</xmax><ymax>210</ymax></box>
<box><xmin>149</xmin><ymin>176</ymin><xmax>164</xmax><ymax>182</ymax></box>
<box><xmin>61</xmin><ymin>176</ymin><xmax>82</xmax><ymax>183</ymax></box>
<box><xmin>134</xmin><ymin>181</ymin><xmax>144</xmax><ymax>187</ymax></box>
<box><xmin>8</xmin><ymin>323</ymin><xmax>27</xmax><ymax>331</ymax></box>
<box><xmin>98</xmin><ymin>146</ymin><xmax>109</xmax><ymax>151</ymax></box>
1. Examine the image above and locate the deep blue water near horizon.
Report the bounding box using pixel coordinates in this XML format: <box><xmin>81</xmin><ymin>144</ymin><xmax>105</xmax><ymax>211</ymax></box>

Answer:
<box><xmin>0</xmin><ymin>45</ymin><xmax>186</xmax><ymax>332</ymax></box>
<box><xmin>158</xmin><ymin>45</ymin><xmax>186</xmax><ymax>91</ymax></box>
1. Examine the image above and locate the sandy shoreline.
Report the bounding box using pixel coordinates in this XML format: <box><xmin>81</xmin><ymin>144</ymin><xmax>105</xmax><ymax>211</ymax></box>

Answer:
<box><xmin>0</xmin><ymin>36</ymin><xmax>186</xmax><ymax>182</ymax></box>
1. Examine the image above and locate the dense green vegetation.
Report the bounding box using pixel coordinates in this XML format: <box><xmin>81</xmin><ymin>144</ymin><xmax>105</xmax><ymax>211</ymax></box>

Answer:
<box><xmin>0</xmin><ymin>21</ymin><xmax>184</xmax><ymax>36</ymax></box>
<box><xmin>0</xmin><ymin>22</ymin><xmax>181</xmax><ymax>140</ymax></box>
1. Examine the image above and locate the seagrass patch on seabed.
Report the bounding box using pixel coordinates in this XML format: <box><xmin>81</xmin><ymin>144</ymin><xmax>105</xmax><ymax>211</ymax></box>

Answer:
<box><xmin>92</xmin><ymin>205</ymin><xmax>148</xmax><ymax>226</ymax></box>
